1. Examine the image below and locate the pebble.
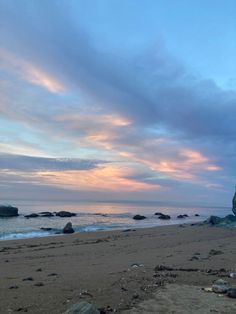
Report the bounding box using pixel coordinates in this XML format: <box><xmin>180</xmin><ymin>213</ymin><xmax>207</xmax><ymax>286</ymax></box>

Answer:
<box><xmin>34</xmin><ymin>282</ymin><xmax>44</xmax><ymax>287</ymax></box>
<box><xmin>9</xmin><ymin>285</ymin><xmax>19</xmax><ymax>289</ymax></box>
<box><xmin>229</xmin><ymin>272</ymin><xmax>236</xmax><ymax>279</ymax></box>
<box><xmin>212</xmin><ymin>279</ymin><xmax>229</xmax><ymax>293</ymax></box>
<box><xmin>209</xmin><ymin>249</ymin><xmax>223</xmax><ymax>256</ymax></box>
<box><xmin>22</xmin><ymin>277</ymin><xmax>34</xmax><ymax>281</ymax></box>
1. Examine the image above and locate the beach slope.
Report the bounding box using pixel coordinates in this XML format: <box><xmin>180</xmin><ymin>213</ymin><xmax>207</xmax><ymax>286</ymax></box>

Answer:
<box><xmin>0</xmin><ymin>224</ymin><xmax>236</xmax><ymax>313</ymax></box>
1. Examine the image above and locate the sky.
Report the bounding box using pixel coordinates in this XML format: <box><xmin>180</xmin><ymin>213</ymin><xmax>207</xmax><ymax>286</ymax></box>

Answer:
<box><xmin>0</xmin><ymin>0</ymin><xmax>235</xmax><ymax>206</ymax></box>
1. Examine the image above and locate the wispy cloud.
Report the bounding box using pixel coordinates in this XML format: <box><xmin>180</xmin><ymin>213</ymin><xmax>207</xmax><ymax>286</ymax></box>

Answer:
<box><xmin>0</xmin><ymin>0</ymin><xmax>235</xmax><ymax>204</ymax></box>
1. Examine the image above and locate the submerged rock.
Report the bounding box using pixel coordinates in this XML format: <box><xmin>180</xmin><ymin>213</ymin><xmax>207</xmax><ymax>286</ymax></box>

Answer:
<box><xmin>133</xmin><ymin>214</ymin><xmax>146</xmax><ymax>220</ymax></box>
<box><xmin>0</xmin><ymin>205</ymin><xmax>18</xmax><ymax>217</ymax></box>
<box><xmin>63</xmin><ymin>222</ymin><xmax>75</xmax><ymax>234</ymax></box>
<box><xmin>64</xmin><ymin>301</ymin><xmax>99</xmax><ymax>314</ymax></box>
<box><xmin>154</xmin><ymin>212</ymin><xmax>164</xmax><ymax>216</ymax></box>
<box><xmin>56</xmin><ymin>211</ymin><xmax>76</xmax><ymax>217</ymax></box>
<box><xmin>177</xmin><ymin>215</ymin><xmax>185</xmax><ymax>219</ymax></box>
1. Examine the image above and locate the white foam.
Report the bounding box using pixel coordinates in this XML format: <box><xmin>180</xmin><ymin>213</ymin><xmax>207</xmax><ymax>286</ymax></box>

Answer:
<box><xmin>0</xmin><ymin>231</ymin><xmax>52</xmax><ymax>241</ymax></box>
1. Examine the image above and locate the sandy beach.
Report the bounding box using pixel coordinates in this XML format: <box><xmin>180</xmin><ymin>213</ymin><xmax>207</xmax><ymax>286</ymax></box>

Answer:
<box><xmin>0</xmin><ymin>224</ymin><xmax>236</xmax><ymax>313</ymax></box>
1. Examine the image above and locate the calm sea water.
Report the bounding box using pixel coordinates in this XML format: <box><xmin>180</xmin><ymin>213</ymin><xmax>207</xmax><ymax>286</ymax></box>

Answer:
<box><xmin>0</xmin><ymin>200</ymin><xmax>231</xmax><ymax>241</ymax></box>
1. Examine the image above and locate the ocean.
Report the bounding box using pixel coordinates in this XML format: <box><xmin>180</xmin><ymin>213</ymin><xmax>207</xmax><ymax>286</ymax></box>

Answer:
<box><xmin>0</xmin><ymin>200</ymin><xmax>231</xmax><ymax>241</ymax></box>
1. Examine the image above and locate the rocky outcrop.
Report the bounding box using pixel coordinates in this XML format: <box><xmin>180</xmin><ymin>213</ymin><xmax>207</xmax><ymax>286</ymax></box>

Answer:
<box><xmin>64</xmin><ymin>301</ymin><xmax>99</xmax><ymax>314</ymax></box>
<box><xmin>56</xmin><ymin>211</ymin><xmax>76</xmax><ymax>217</ymax></box>
<box><xmin>232</xmin><ymin>191</ymin><xmax>236</xmax><ymax>215</ymax></box>
<box><xmin>0</xmin><ymin>205</ymin><xmax>18</xmax><ymax>217</ymax></box>
<box><xmin>63</xmin><ymin>222</ymin><xmax>75</xmax><ymax>234</ymax></box>
<box><xmin>205</xmin><ymin>215</ymin><xmax>236</xmax><ymax>226</ymax></box>
<box><xmin>133</xmin><ymin>214</ymin><xmax>146</xmax><ymax>220</ymax></box>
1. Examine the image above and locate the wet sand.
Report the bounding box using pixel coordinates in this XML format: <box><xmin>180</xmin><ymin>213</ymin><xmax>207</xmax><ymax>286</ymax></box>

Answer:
<box><xmin>0</xmin><ymin>224</ymin><xmax>236</xmax><ymax>313</ymax></box>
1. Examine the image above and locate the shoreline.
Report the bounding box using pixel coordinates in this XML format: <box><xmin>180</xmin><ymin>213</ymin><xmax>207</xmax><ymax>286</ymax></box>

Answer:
<box><xmin>1</xmin><ymin>224</ymin><xmax>236</xmax><ymax>313</ymax></box>
<box><xmin>0</xmin><ymin>211</ymin><xmax>207</xmax><ymax>242</ymax></box>
<box><xmin>0</xmin><ymin>218</ymin><xmax>205</xmax><ymax>242</ymax></box>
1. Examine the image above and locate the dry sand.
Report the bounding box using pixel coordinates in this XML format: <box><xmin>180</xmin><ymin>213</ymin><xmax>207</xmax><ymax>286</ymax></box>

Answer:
<box><xmin>0</xmin><ymin>224</ymin><xmax>236</xmax><ymax>313</ymax></box>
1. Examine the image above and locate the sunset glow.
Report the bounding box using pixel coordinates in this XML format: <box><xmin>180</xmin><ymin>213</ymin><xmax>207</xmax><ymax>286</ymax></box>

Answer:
<box><xmin>0</xmin><ymin>0</ymin><xmax>235</xmax><ymax>205</ymax></box>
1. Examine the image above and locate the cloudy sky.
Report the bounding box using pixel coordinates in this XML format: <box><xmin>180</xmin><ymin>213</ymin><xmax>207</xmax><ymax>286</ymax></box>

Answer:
<box><xmin>0</xmin><ymin>0</ymin><xmax>235</xmax><ymax>206</ymax></box>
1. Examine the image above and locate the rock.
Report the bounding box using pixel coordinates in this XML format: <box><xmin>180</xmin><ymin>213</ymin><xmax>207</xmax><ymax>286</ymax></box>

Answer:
<box><xmin>34</xmin><ymin>282</ymin><xmax>44</xmax><ymax>287</ymax></box>
<box><xmin>205</xmin><ymin>216</ymin><xmax>222</xmax><ymax>225</ymax></box>
<box><xmin>158</xmin><ymin>214</ymin><xmax>171</xmax><ymax>220</ymax></box>
<box><xmin>205</xmin><ymin>215</ymin><xmax>236</xmax><ymax>225</ymax></box>
<box><xmin>133</xmin><ymin>215</ymin><xmax>146</xmax><ymax>220</ymax></box>
<box><xmin>9</xmin><ymin>285</ymin><xmax>19</xmax><ymax>289</ymax></box>
<box><xmin>24</xmin><ymin>213</ymin><xmax>39</xmax><ymax>218</ymax></box>
<box><xmin>212</xmin><ymin>279</ymin><xmax>229</xmax><ymax>293</ymax></box>
<box><xmin>48</xmin><ymin>273</ymin><xmax>57</xmax><ymax>277</ymax></box>
<box><xmin>232</xmin><ymin>190</ymin><xmax>236</xmax><ymax>215</ymax></box>
<box><xmin>56</xmin><ymin>211</ymin><xmax>76</xmax><ymax>217</ymax></box>
<box><xmin>195</xmin><ymin>214</ymin><xmax>200</xmax><ymax>217</ymax></box>
<box><xmin>64</xmin><ymin>301</ymin><xmax>99</xmax><ymax>314</ymax></box>
<box><xmin>189</xmin><ymin>256</ymin><xmax>200</xmax><ymax>261</ymax></box>
<box><xmin>40</xmin><ymin>227</ymin><xmax>52</xmax><ymax>231</ymax></box>
<box><xmin>98</xmin><ymin>306</ymin><xmax>113</xmax><ymax>314</ymax></box>
<box><xmin>63</xmin><ymin>222</ymin><xmax>75</xmax><ymax>234</ymax></box>
<box><xmin>154</xmin><ymin>212</ymin><xmax>164</xmax><ymax>216</ymax></box>
<box><xmin>209</xmin><ymin>249</ymin><xmax>223</xmax><ymax>256</ymax></box>
<box><xmin>39</xmin><ymin>212</ymin><xmax>54</xmax><ymax>217</ymax></box>
<box><xmin>0</xmin><ymin>205</ymin><xmax>18</xmax><ymax>217</ymax></box>
<box><xmin>177</xmin><ymin>215</ymin><xmax>185</xmax><ymax>219</ymax></box>
<box><xmin>227</xmin><ymin>288</ymin><xmax>236</xmax><ymax>298</ymax></box>
<box><xmin>22</xmin><ymin>277</ymin><xmax>34</xmax><ymax>281</ymax></box>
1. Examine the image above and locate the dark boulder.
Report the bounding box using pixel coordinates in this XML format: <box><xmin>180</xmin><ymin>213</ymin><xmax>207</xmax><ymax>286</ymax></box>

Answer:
<box><xmin>24</xmin><ymin>213</ymin><xmax>39</xmax><ymax>218</ymax></box>
<box><xmin>154</xmin><ymin>212</ymin><xmax>164</xmax><ymax>216</ymax></box>
<box><xmin>206</xmin><ymin>216</ymin><xmax>222</xmax><ymax>225</ymax></box>
<box><xmin>177</xmin><ymin>214</ymin><xmax>188</xmax><ymax>218</ymax></box>
<box><xmin>195</xmin><ymin>214</ymin><xmax>200</xmax><ymax>216</ymax></box>
<box><xmin>63</xmin><ymin>222</ymin><xmax>75</xmax><ymax>234</ymax></box>
<box><xmin>56</xmin><ymin>211</ymin><xmax>76</xmax><ymax>217</ymax></box>
<box><xmin>0</xmin><ymin>205</ymin><xmax>18</xmax><ymax>217</ymax></box>
<box><xmin>206</xmin><ymin>215</ymin><xmax>236</xmax><ymax>226</ymax></box>
<box><xmin>133</xmin><ymin>214</ymin><xmax>146</xmax><ymax>220</ymax></box>
<box><xmin>158</xmin><ymin>214</ymin><xmax>171</xmax><ymax>220</ymax></box>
